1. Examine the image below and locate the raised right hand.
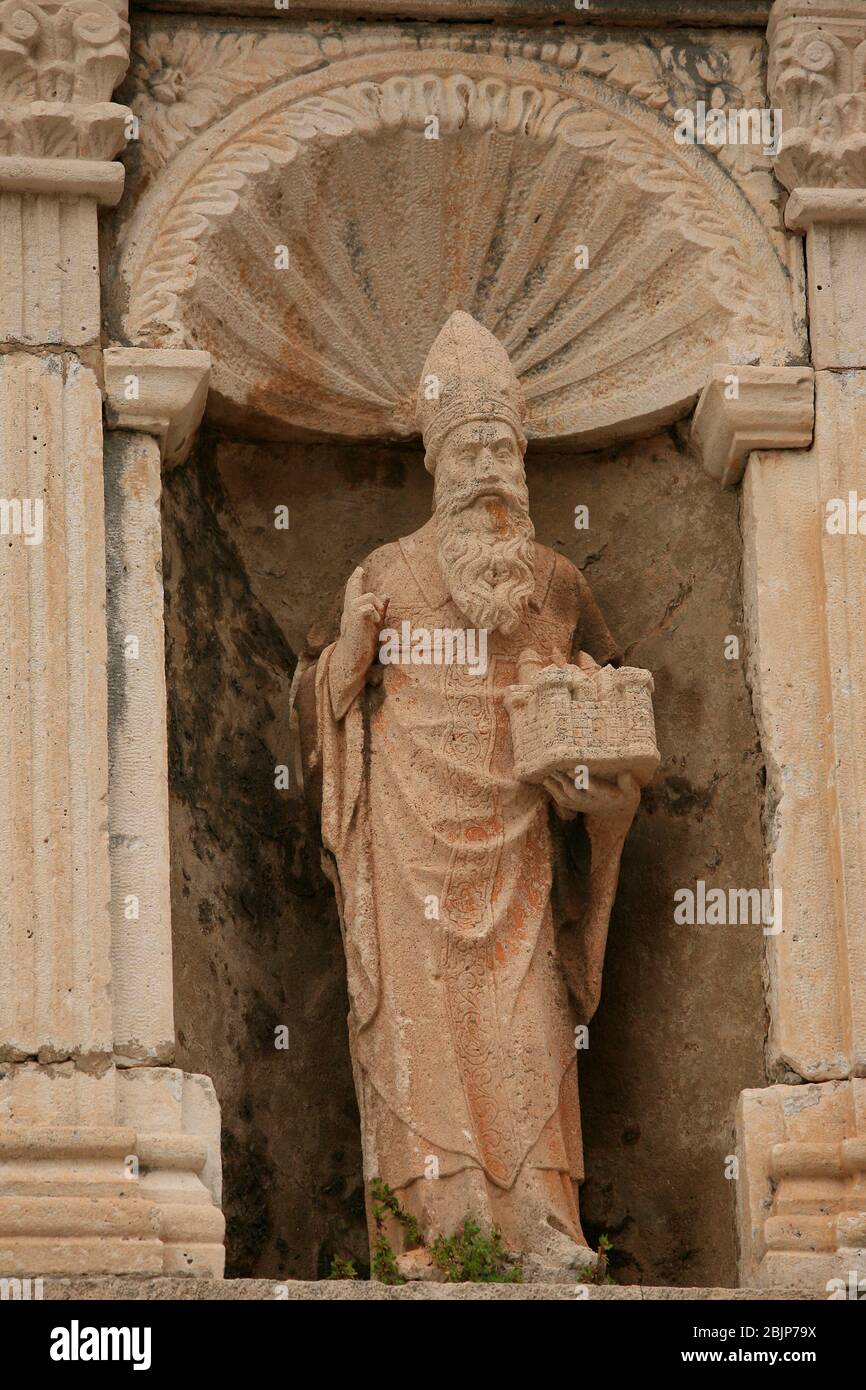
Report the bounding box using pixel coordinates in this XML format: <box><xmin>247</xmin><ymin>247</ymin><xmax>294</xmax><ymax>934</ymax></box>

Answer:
<box><xmin>338</xmin><ymin>565</ymin><xmax>389</xmax><ymax>685</ymax></box>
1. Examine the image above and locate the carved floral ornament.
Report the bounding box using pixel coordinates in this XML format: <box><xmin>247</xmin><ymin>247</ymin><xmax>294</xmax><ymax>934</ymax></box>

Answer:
<box><xmin>0</xmin><ymin>0</ymin><xmax>130</xmax><ymax>158</ymax></box>
<box><xmin>768</xmin><ymin>0</ymin><xmax>866</xmax><ymax>190</ymax></box>
<box><xmin>128</xmin><ymin>28</ymin><xmax>324</xmax><ymax>174</ymax></box>
<box><xmin>112</xmin><ymin>51</ymin><xmax>804</xmax><ymax>447</ymax></box>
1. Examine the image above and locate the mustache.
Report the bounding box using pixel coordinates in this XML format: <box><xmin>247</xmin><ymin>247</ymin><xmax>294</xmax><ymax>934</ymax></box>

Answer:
<box><xmin>436</xmin><ymin>477</ymin><xmax>530</xmax><ymax>515</ymax></box>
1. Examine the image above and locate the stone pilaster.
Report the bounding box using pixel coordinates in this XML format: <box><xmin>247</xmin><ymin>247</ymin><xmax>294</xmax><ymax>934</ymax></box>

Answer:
<box><xmin>0</xmin><ymin>0</ymin><xmax>129</xmax><ymax>345</ymax></box>
<box><xmin>735</xmin><ymin>0</ymin><xmax>866</xmax><ymax>1288</ymax></box>
<box><xmin>0</xmin><ymin>353</ymin><xmax>111</xmax><ymax>1064</ymax></box>
<box><xmin>101</xmin><ymin>349</ymin><xmax>210</xmax><ymax>1066</ymax></box>
<box><xmin>769</xmin><ymin>1</ymin><xmax>866</xmax><ymax>368</ymax></box>
<box><xmin>0</xmin><ymin>4</ymin><xmax>223</xmax><ymax>1276</ymax></box>
<box><xmin>0</xmin><ymin>1062</ymin><xmax>224</xmax><ymax>1276</ymax></box>
<box><xmin>741</xmin><ymin>372</ymin><xmax>866</xmax><ymax>1085</ymax></box>
<box><xmin>0</xmin><ymin>0</ymin><xmax>121</xmax><ymax>1063</ymax></box>
<box><xmin>784</xmin><ymin>189</ymin><xmax>866</xmax><ymax>369</ymax></box>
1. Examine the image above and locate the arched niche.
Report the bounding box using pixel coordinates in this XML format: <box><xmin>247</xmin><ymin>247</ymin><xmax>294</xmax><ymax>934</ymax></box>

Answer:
<box><xmin>110</xmin><ymin>49</ymin><xmax>804</xmax><ymax>449</ymax></box>
<box><xmin>121</xmin><ymin>41</ymin><xmax>784</xmax><ymax>1284</ymax></box>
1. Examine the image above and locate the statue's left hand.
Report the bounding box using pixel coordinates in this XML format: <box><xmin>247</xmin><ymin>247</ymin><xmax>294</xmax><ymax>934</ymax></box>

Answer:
<box><xmin>543</xmin><ymin>770</ymin><xmax>640</xmax><ymax>828</ymax></box>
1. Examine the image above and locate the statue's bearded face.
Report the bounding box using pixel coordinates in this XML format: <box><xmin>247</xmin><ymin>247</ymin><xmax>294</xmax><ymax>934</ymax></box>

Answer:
<box><xmin>433</xmin><ymin>420</ymin><xmax>535</xmax><ymax>635</ymax></box>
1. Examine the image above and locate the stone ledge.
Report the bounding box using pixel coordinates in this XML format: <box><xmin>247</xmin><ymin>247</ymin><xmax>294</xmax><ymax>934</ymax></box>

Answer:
<box><xmin>34</xmin><ymin>1278</ymin><xmax>824</xmax><ymax>1301</ymax></box>
<box><xmin>690</xmin><ymin>365</ymin><xmax>815</xmax><ymax>488</ymax></box>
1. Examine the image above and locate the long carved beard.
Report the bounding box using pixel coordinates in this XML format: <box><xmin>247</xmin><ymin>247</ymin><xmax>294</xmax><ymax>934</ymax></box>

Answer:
<box><xmin>435</xmin><ymin>478</ymin><xmax>535</xmax><ymax>635</ymax></box>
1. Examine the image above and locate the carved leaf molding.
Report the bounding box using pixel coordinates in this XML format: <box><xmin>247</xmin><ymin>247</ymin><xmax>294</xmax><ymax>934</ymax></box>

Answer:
<box><xmin>127</xmin><ymin>27</ymin><xmax>755</xmax><ymax>172</ymax></box>
<box><xmin>115</xmin><ymin>57</ymin><xmax>802</xmax><ymax>443</ymax></box>
<box><xmin>128</xmin><ymin>28</ymin><xmax>324</xmax><ymax>175</ymax></box>
<box><xmin>125</xmin><ymin>27</ymin><xmax>781</xmax><ymax>241</ymax></box>
<box><xmin>125</xmin><ymin>71</ymin><xmax>788</xmax><ymax>348</ymax></box>
<box><xmin>127</xmin><ymin>112</ymin><xmax>294</xmax><ymax>339</ymax></box>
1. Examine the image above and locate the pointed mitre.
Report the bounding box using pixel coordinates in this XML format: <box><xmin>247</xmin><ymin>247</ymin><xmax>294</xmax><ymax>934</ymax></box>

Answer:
<box><xmin>415</xmin><ymin>311</ymin><xmax>527</xmax><ymax>471</ymax></box>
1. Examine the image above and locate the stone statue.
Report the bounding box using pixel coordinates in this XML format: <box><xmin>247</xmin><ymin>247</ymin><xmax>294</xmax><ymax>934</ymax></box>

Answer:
<box><xmin>296</xmin><ymin>312</ymin><xmax>653</xmax><ymax>1279</ymax></box>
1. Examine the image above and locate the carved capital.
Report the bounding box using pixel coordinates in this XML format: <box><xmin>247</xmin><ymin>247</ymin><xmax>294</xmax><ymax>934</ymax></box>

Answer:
<box><xmin>768</xmin><ymin>0</ymin><xmax>866</xmax><ymax>192</ymax></box>
<box><xmin>103</xmin><ymin>347</ymin><xmax>210</xmax><ymax>466</ymax></box>
<box><xmin>0</xmin><ymin>0</ymin><xmax>130</xmax><ymax>159</ymax></box>
<box><xmin>690</xmin><ymin>364</ymin><xmax>815</xmax><ymax>487</ymax></box>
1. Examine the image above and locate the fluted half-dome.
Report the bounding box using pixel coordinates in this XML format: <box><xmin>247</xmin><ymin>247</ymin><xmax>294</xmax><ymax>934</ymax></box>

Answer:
<box><xmin>116</xmin><ymin>52</ymin><xmax>803</xmax><ymax>446</ymax></box>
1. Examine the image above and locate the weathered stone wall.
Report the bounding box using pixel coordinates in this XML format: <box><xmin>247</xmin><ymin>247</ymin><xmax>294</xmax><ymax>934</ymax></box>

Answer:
<box><xmin>163</xmin><ymin>424</ymin><xmax>765</xmax><ymax>1284</ymax></box>
<box><xmin>161</xmin><ymin>445</ymin><xmax>366</xmax><ymax>1279</ymax></box>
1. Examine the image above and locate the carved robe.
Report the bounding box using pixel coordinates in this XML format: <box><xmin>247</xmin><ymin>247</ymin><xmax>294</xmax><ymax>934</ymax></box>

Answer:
<box><xmin>300</xmin><ymin>520</ymin><xmax>621</xmax><ymax>1253</ymax></box>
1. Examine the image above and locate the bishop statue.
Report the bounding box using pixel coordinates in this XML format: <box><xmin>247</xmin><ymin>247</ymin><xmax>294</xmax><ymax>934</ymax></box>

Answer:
<box><xmin>297</xmin><ymin>312</ymin><xmax>646</xmax><ymax>1279</ymax></box>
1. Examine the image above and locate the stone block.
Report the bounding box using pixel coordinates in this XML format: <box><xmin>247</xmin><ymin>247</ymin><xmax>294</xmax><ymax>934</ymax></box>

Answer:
<box><xmin>0</xmin><ymin>1064</ymin><xmax>224</xmax><ymax>1277</ymax></box>
<box><xmin>691</xmin><ymin>364</ymin><xmax>814</xmax><ymax>487</ymax></box>
<box><xmin>737</xmin><ymin>1080</ymin><xmax>866</xmax><ymax>1289</ymax></box>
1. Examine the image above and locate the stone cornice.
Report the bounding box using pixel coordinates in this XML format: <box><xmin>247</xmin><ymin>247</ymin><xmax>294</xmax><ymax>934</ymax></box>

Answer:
<box><xmin>0</xmin><ymin>0</ymin><xmax>131</xmax><ymax>159</ymax></box>
<box><xmin>690</xmin><ymin>364</ymin><xmax>815</xmax><ymax>487</ymax></box>
<box><xmin>785</xmin><ymin>185</ymin><xmax>866</xmax><ymax>230</ymax></box>
<box><xmin>0</xmin><ymin>151</ymin><xmax>123</xmax><ymax>199</ymax></box>
<box><xmin>103</xmin><ymin>347</ymin><xmax>211</xmax><ymax>465</ymax></box>
<box><xmin>768</xmin><ymin>0</ymin><xmax>866</xmax><ymax>192</ymax></box>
